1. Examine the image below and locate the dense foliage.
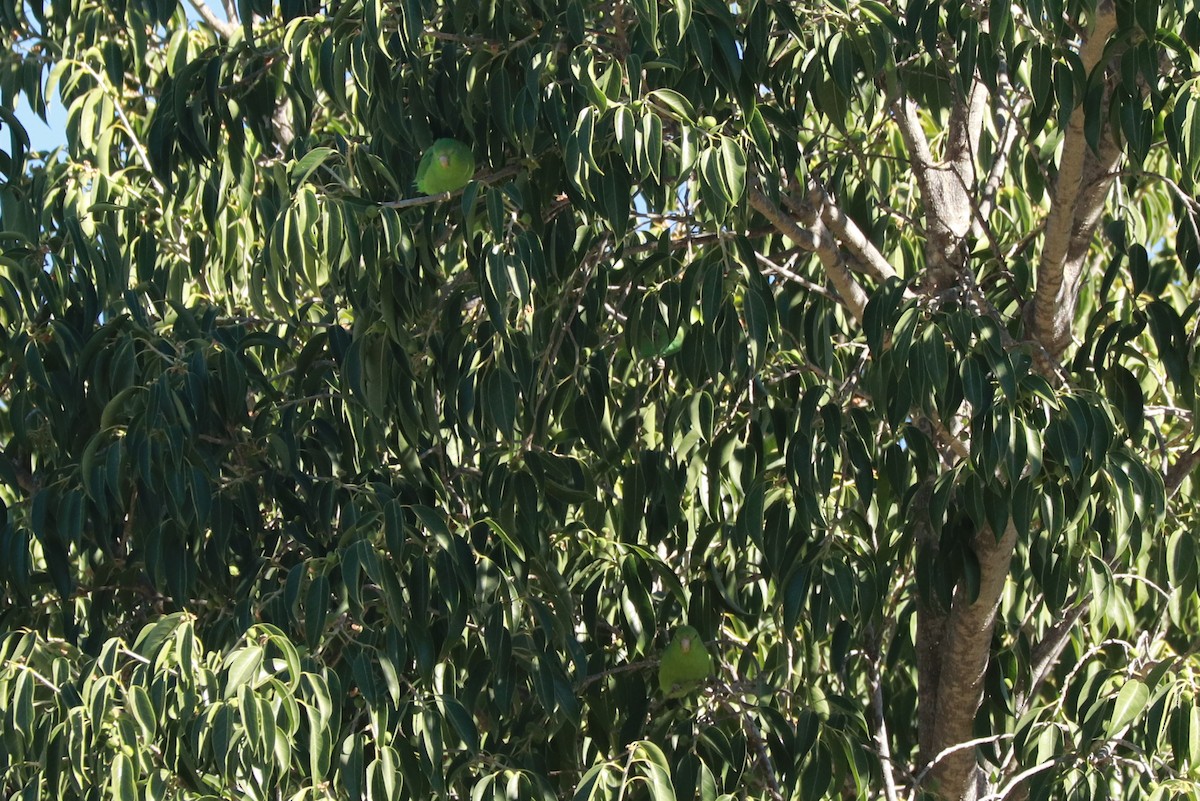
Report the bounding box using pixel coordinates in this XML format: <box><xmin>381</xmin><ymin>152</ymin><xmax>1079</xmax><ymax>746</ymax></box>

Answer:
<box><xmin>2</xmin><ymin>0</ymin><xmax>1200</xmax><ymax>799</ymax></box>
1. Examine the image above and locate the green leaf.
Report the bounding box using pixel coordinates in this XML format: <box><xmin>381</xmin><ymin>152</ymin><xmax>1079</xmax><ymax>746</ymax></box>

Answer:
<box><xmin>111</xmin><ymin>753</ymin><xmax>137</xmax><ymax>801</ymax></box>
<box><xmin>632</xmin><ymin>741</ymin><xmax>677</xmax><ymax>801</ymax></box>
<box><xmin>648</xmin><ymin>89</ymin><xmax>696</xmax><ymax>122</ymax></box>
<box><xmin>225</xmin><ymin>645</ymin><xmax>265</xmax><ymax>695</ymax></box>
<box><xmin>1106</xmin><ymin>365</ymin><xmax>1145</xmax><ymax>442</ymax></box>
<box><xmin>291</xmin><ymin>146</ymin><xmax>338</xmax><ymax>187</ymax></box>
<box><xmin>1107</xmin><ymin>679</ymin><xmax>1149</xmax><ymax>738</ymax></box>
<box><xmin>719</xmin><ymin>137</ymin><xmax>746</xmax><ymax>205</ymax></box>
<box><xmin>127</xmin><ymin>684</ymin><xmax>157</xmax><ymax>740</ymax></box>
<box><xmin>479</xmin><ymin>517</ymin><xmax>526</xmax><ymax>561</ymax></box>
<box><xmin>632</xmin><ymin>0</ymin><xmax>659</xmax><ymax>48</ymax></box>
<box><xmin>440</xmin><ymin>695</ymin><xmax>480</xmax><ymax>752</ymax></box>
<box><xmin>674</xmin><ymin>0</ymin><xmax>692</xmax><ymax>42</ymax></box>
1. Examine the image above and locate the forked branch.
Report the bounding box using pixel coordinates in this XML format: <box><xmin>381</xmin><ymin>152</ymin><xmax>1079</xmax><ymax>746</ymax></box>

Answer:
<box><xmin>748</xmin><ymin>187</ymin><xmax>870</xmax><ymax>321</ymax></box>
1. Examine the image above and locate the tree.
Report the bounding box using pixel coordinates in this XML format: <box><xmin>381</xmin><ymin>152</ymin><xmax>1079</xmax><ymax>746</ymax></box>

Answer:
<box><xmin>1</xmin><ymin>0</ymin><xmax>1199</xmax><ymax>799</ymax></box>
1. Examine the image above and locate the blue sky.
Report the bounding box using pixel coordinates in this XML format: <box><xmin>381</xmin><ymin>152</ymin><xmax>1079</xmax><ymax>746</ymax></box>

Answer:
<box><xmin>19</xmin><ymin>102</ymin><xmax>68</xmax><ymax>153</ymax></box>
<box><xmin>13</xmin><ymin>3</ymin><xmax>207</xmax><ymax>154</ymax></box>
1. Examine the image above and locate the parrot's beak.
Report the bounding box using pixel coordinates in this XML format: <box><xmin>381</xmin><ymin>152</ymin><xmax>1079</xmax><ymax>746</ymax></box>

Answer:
<box><xmin>680</xmin><ymin>638</ymin><xmax>692</xmax><ymax>653</ymax></box>
<box><xmin>439</xmin><ymin>155</ymin><xmax>451</xmax><ymax>167</ymax></box>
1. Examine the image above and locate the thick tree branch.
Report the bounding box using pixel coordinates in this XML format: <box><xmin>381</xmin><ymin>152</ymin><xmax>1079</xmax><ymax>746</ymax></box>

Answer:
<box><xmin>748</xmin><ymin>187</ymin><xmax>869</xmax><ymax>321</ymax></box>
<box><xmin>1066</xmin><ymin>134</ymin><xmax>1124</xmax><ymax>274</ymax></box>
<box><xmin>1016</xmin><ymin>602</ymin><xmax>1088</xmax><ymax>715</ymax></box>
<box><xmin>946</xmin><ymin>78</ymin><xmax>988</xmax><ymax>194</ymax></box>
<box><xmin>923</xmin><ymin>522</ymin><xmax>1018</xmax><ymax>801</ymax></box>
<box><xmin>891</xmin><ymin>83</ymin><xmax>977</xmax><ymax>287</ymax></box>
<box><xmin>892</xmin><ymin>96</ymin><xmax>936</xmax><ymax>180</ymax></box>
<box><xmin>814</xmin><ymin>188</ymin><xmax>901</xmax><ymax>284</ymax></box>
<box><xmin>186</xmin><ymin>0</ymin><xmax>238</xmax><ymax>38</ymax></box>
<box><xmin>781</xmin><ymin>185</ymin><xmax>900</xmax><ymax>284</ymax></box>
<box><xmin>1030</xmin><ymin>1</ymin><xmax>1119</xmax><ymax>358</ymax></box>
<box><xmin>919</xmin><ymin>414</ymin><xmax>972</xmax><ymax>463</ymax></box>
<box><xmin>1166</xmin><ymin>446</ymin><xmax>1200</xmax><ymax>497</ymax></box>
<box><xmin>913</xmin><ymin>482</ymin><xmax>948</xmax><ymax>761</ymax></box>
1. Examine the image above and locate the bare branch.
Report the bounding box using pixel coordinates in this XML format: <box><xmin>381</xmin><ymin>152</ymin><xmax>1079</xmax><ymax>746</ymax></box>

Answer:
<box><xmin>945</xmin><ymin>77</ymin><xmax>989</xmax><ymax>192</ymax></box>
<box><xmin>753</xmin><ymin>251</ymin><xmax>840</xmax><ymax>302</ymax></box>
<box><xmin>379</xmin><ymin>164</ymin><xmax>524</xmax><ymax>209</ymax></box>
<box><xmin>911</xmin><ymin>734</ymin><xmax>1017</xmax><ymax>799</ymax></box>
<box><xmin>980</xmin><ymin>758</ymin><xmax>1063</xmax><ymax>801</ymax></box>
<box><xmin>891</xmin><ymin>86</ymin><xmax>974</xmax><ymax>286</ymax></box>
<box><xmin>868</xmin><ymin>645</ymin><xmax>900</xmax><ymax>801</ymax></box>
<box><xmin>976</xmin><ymin>65</ymin><xmax>1022</xmax><ymax>230</ymax></box>
<box><xmin>716</xmin><ymin>695</ymin><xmax>786</xmax><ymax>801</ymax></box>
<box><xmin>1063</xmin><ymin>133</ymin><xmax>1124</xmax><ymax>268</ymax></box>
<box><xmin>892</xmin><ymin>96</ymin><xmax>936</xmax><ymax>179</ymax></box>
<box><xmin>961</xmin><ymin>262</ymin><xmax>1066</xmax><ymax>384</ymax></box>
<box><xmin>68</xmin><ymin>60</ymin><xmax>165</xmax><ymax>196</ymax></box>
<box><xmin>748</xmin><ymin>187</ymin><xmax>869</xmax><ymax>321</ymax></box>
<box><xmin>1030</xmin><ymin>0</ymin><xmax>1119</xmax><ymax>357</ymax></box>
<box><xmin>777</xmin><ymin>181</ymin><xmax>901</xmax><ymax>285</ymax></box>
<box><xmin>920</xmin><ymin>414</ymin><xmax>972</xmax><ymax>463</ymax></box>
<box><xmin>814</xmin><ymin>187</ymin><xmax>901</xmax><ymax>284</ymax></box>
<box><xmin>1017</xmin><ymin>602</ymin><xmax>1088</xmax><ymax>715</ymax></box>
<box><xmin>577</xmin><ymin>659</ymin><xmax>655</xmax><ymax>690</ymax></box>
<box><xmin>186</xmin><ymin>0</ymin><xmax>238</xmax><ymax>38</ymax></box>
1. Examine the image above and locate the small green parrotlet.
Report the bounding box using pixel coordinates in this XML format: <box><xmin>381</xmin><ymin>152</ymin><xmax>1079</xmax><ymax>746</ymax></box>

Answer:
<box><xmin>414</xmin><ymin>138</ymin><xmax>476</xmax><ymax>195</ymax></box>
<box><xmin>658</xmin><ymin>625</ymin><xmax>713</xmax><ymax>698</ymax></box>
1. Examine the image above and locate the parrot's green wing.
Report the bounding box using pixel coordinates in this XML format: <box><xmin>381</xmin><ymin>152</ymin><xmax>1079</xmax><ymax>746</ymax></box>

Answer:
<box><xmin>658</xmin><ymin>625</ymin><xmax>713</xmax><ymax>698</ymax></box>
<box><xmin>414</xmin><ymin>138</ymin><xmax>476</xmax><ymax>195</ymax></box>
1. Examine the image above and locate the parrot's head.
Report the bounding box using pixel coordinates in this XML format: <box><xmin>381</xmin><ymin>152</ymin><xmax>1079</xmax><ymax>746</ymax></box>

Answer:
<box><xmin>674</xmin><ymin>625</ymin><xmax>701</xmax><ymax>653</ymax></box>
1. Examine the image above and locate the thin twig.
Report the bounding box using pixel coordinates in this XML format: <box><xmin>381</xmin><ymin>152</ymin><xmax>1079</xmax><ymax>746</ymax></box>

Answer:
<box><xmin>753</xmin><ymin>251</ymin><xmax>839</xmax><ymax>301</ymax></box>
<box><xmin>868</xmin><ymin>648</ymin><xmax>900</xmax><ymax>801</ymax></box>
<box><xmin>67</xmin><ymin>59</ymin><xmax>165</xmax><ymax>196</ymax></box>
<box><xmin>910</xmin><ymin>734</ymin><xmax>1015</xmax><ymax>799</ymax></box>
<box><xmin>379</xmin><ymin>164</ymin><xmax>525</xmax><ymax>209</ymax></box>
<box><xmin>711</xmin><ymin>689</ymin><xmax>785</xmax><ymax>801</ymax></box>
<box><xmin>979</xmin><ymin>757</ymin><xmax>1063</xmax><ymax>801</ymax></box>
<box><xmin>977</xmin><ymin>65</ymin><xmax>1023</xmax><ymax>227</ymax></box>
<box><xmin>577</xmin><ymin>659</ymin><xmax>656</xmax><ymax>690</ymax></box>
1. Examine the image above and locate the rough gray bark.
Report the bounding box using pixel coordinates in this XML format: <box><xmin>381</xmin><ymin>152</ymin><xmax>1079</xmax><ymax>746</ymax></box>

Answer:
<box><xmin>889</xmin><ymin>76</ymin><xmax>985</xmax><ymax>291</ymax></box>
<box><xmin>921</xmin><ymin>523</ymin><xmax>1018</xmax><ymax>800</ymax></box>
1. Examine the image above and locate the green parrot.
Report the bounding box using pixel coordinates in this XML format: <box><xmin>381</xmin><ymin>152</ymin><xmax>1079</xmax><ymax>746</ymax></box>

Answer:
<box><xmin>658</xmin><ymin>625</ymin><xmax>713</xmax><ymax>698</ymax></box>
<box><xmin>414</xmin><ymin>138</ymin><xmax>476</xmax><ymax>195</ymax></box>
